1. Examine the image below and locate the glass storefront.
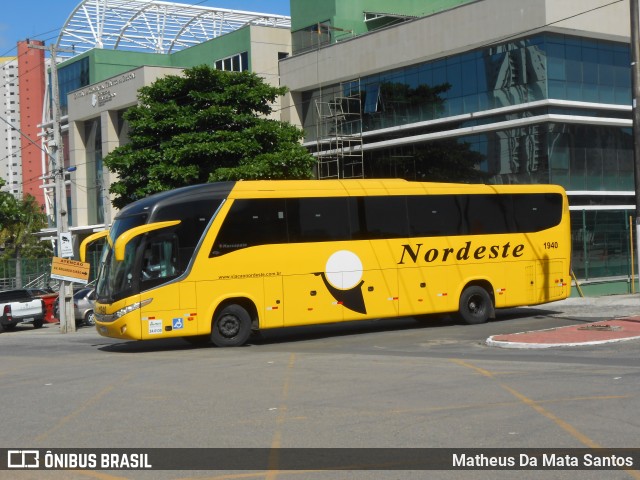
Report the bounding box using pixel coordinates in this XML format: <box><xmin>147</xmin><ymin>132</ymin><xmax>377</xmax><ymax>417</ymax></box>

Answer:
<box><xmin>571</xmin><ymin>210</ymin><xmax>635</xmax><ymax>280</ymax></box>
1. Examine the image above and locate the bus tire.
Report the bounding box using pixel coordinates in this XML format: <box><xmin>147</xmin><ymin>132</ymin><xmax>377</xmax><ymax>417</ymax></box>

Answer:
<box><xmin>211</xmin><ymin>304</ymin><xmax>252</xmax><ymax>347</ymax></box>
<box><xmin>458</xmin><ymin>286</ymin><xmax>492</xmax><ymax>325</ymax></box>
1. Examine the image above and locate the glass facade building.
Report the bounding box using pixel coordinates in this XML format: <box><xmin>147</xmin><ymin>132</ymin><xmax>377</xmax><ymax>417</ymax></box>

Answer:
<box><xmin>58</xmin><ymin>57</ymin><xmax>90</xmax><ymax>116</ymax></box>
<box><xmin>303</xmin><ymin>34</ymin><xmax>630</xmax><ymax>131</ymax></box>
<box><xmin>300</xmin><ymin>33</ymin><xmax>634</xmax><ymax>284</ymax></box>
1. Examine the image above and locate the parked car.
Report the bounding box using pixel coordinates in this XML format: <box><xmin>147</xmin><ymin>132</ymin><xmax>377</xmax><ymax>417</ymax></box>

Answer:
<box><xmin>54</xmin><ymin>288</ymin><xmax>96</xmax><ymax>326</ymax></box>
<box><xmin>0</xmin><ymin>289</ymin><xmax>47</xmax><ymax>331</ymax></box>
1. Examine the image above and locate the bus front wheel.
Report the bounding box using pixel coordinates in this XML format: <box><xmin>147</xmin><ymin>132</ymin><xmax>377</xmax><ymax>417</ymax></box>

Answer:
<box><xmin>458</xmin><ymin>286</ymin><xmax>493</xmax><ymax>325</ymax></box>
<box><xmin>211</xmin><ymin>304</ymin><xmax>252</xmax><ymax>347</ymax></box>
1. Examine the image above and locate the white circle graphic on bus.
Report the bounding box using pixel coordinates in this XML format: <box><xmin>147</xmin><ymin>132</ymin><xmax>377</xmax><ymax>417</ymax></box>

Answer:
<box><xmin>325</xmin><ymin>250</ymin><xmax>363</xmax><ymax>289</ymax></box>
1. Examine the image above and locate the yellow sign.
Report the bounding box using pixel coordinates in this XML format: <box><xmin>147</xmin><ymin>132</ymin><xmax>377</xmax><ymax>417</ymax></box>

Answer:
<box><xmin>51</xmin><ymin>256</ymin><xmax>90</xmax><ymax>284</ymax></box>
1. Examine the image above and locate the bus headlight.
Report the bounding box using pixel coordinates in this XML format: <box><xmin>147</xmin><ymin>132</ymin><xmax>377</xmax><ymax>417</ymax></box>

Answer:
<box><xmin>116</xmin><ymin>298</ymin><xmax>153</xmax><ymax>318</ymax></box>
<box><xmin>96</xmin><ymin>298</ymin><xmax>153</xmax><ymax>323</ymax></box>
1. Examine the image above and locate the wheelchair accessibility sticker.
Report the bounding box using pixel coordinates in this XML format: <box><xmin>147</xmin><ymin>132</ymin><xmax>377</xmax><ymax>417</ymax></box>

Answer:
<box><xmin>172</xmin><ymin>318</ymin><xmax>184</xmax><ymax>330</ymax></box>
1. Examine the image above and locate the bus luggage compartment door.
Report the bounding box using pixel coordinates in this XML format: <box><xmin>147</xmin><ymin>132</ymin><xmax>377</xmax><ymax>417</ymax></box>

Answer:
<box><xmin>262</xmin><ymin>275</ymin><xmax>284</xmax><ymax>329</ymax></box>
<box><xmin>283</xmin><ymin>273</ymin><xmax>344</xmax><ymax>327</ymax></box>
<box><xmin>527</xmin><ymin>260</ymin><xmax>567</xmax><ymax>304</ymax></box>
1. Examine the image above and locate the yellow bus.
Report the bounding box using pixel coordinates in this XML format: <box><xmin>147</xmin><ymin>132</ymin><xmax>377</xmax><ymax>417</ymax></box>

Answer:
<box><xmin>84</xmin><ymin>180</ymin><xmax>571</xmax><ymax>346</ymax></box>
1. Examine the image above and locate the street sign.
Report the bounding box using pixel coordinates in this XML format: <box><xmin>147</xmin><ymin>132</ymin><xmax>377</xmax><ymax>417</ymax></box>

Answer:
<box><xmin>59</xmin><ymin>232</ymin><xmax>74</xmax><ymax>258</ymax></box>
<box><xmin>51</xmin><ymin>256</ymin><xmax>90</xmax><ymax>284</ymax></box>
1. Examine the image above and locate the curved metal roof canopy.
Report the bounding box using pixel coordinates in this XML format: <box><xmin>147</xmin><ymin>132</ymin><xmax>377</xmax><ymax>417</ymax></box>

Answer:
<box><xmin>56</xmin><ymin>0</ymin><xmax>291</xmax><ymax>56</ymax></box>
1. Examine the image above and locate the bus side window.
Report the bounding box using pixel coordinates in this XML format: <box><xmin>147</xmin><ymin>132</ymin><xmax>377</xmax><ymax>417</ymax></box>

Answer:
<box><xmin>513</xmin><ymin>193</ymin><xmax>563</xmax><ymax>232</ymax></box>
<box><xmin>407</xmin><ymin>195</ymin><xmax>464</xmax><ymax>236</ymax></box>
<box><xmin>212</xmin><ymin>199</ymin><xmax>288</xmax><ymax>256</ymax></box>
<box><xmin>349</xmin><ymin>196</ymin><xmax>409</xmax><ymax>239</ymax></box>
<box><xmin>287</xmin><ymin>198</ymin><xmax>350</xmax><ymax>242</ymax></box>
<box><xmin>465</xmin><ymin>195</ymin><xmax>512</xmax><ymax>234</ymax></box>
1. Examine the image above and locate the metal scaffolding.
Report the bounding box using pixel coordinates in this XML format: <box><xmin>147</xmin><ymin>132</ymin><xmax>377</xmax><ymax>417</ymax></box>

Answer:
<box><xmin>315</xmin><ymin>81</ymin><xmax>364</xmax><ymax>179</ymax></box>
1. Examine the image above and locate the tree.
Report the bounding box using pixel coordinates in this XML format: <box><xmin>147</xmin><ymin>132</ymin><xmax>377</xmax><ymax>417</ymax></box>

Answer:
<box><xmin>0</xmin><ymin>191</ymin><xmax>52</xmax><ymax>287</ymax></box>
<box><xmin>0</xmin><ymin>193</ymin><xmax>52</xmax><ymax>260</ymax></box>
<box><xmin>104</xmin><ymin>65</ymin><xmax>315</xmax><ymax>209</ymax></box>
<box><xmin>0</xmin><ymin>179</ymin><xmax>21</xmax><ymax>235</ymax></box>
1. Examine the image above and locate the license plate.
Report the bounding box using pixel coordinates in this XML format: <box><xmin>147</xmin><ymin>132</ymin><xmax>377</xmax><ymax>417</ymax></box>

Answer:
<box><xmin>22</xmin><ymin>318</ymin><xmax>34</xmax><ymax>323</ymax></box>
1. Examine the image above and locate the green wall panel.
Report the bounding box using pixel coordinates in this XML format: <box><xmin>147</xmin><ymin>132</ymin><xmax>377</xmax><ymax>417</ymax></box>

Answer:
<box><xmin>59</xmin><ymin>49</ymin><xmax>172</xmax><ymax>85</ymax></box>
<box><xmin>292</xmin><ymin>0</ymin><xmax>479</xmax><ymax>34</ymax></box>
<box><xmin>291</xmin><ymin>2</ymin><xmax>336</xmax><ymax>31</ymax></box>
<box><xmin>171</xmin><ymin>27</ymin><xmax>252</xmax><ymax>68</ymax></box>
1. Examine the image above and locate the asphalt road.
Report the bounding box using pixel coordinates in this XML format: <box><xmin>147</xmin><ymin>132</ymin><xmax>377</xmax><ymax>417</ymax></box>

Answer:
<box><xmin>1</xmin><ymin>297</ymin><xmax>639</xmax><ymax>480</ymax></box>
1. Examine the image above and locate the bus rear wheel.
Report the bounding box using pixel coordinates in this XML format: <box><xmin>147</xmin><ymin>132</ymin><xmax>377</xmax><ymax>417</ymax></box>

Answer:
<box><xmin>211</xmin><ymin>304</ymin><xmax>252</xmax><ymax>347</ymax></box>
<box><xmin>458</xmin><ymin>286</ymin><xmax>492</xmax><ymax>325</ymax></box>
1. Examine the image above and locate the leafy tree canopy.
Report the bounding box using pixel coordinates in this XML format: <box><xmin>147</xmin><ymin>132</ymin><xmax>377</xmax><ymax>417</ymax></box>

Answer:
<box><xmin>104</xmin><ymin>65</ymin><xmax>315</xmax><ymax>209</ymax></box>
<box><xmin>0</xmin><ymin>193</ymin><xmax>52</xmax><ymax>260</ymax></box>
<box><xmin>0</xmin><ymin>179</ymin><xmax>20</xmax><ymax>230</ymax></box>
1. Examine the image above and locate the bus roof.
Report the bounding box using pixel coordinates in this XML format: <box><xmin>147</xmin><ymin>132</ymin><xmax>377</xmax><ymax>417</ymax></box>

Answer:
<box><xmin>116</xmin><ymin>182</ymin><xmax>236</xmax><ymax>219</ymax></box>
<box><xmin>115</xmin><ymin>180</ymin><xmax>567</xmax><ymax>219</ymax></box>
<box><xmin>227</xmin><ymin>179</ymin><xmax>566</xmax><ymax>198</ymax></box>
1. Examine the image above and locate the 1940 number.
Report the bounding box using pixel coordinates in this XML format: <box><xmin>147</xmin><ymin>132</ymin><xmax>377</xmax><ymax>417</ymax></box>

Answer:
<box><xmin>543</xmin><ymin>242</ymin><xmax>559</xmax><ymax>249</ymax></box>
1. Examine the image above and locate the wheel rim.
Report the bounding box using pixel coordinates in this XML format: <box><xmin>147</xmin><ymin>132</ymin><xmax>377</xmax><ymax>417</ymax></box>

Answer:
<box><xmin>218</xmin><ymin>314</ymin><xmax>240</xmax><ymax>338</ymax></box>
<box><xmin>467</xmin><ymin>294</ymin><xmax>485</xmax><ymax>317</ymax></box>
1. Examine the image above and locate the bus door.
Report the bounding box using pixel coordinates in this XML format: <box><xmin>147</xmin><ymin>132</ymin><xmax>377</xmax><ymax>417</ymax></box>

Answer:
<box><xmin>135</xmin><ymin>227</ymin><xmax>199</xmax><ymax>339</ymax></box>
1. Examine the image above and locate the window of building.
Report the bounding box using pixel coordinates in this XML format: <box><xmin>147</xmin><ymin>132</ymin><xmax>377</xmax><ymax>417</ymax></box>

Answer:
<box><xmin>213</xmin><ymin>52</ymin><xmax>249</xmax><ymax>72</ymax></box>
<box><xmin>571</xmin><ymin>209</ymin><xmax>633</xmax><ymax>279</ymax></box>
<box><xmin>303</xmin><ymin>33</ymin><xmax>630</xmax><ymax>142</ymax></box>
<box><xmin>57</xmin><ymin>56</ymin><xmax>90</xmax><ymax>116</ymax></box>
<box><xmin>292</xmin><ymin>22</ymin><xmax>331</xmax><ymax>54</ymax></box>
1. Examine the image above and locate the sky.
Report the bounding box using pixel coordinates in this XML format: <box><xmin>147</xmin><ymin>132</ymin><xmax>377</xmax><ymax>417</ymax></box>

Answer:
<box><xmin>0</xmin><ymin>0</ymin><xmax>291</xmax><ymax>57</ymax></box>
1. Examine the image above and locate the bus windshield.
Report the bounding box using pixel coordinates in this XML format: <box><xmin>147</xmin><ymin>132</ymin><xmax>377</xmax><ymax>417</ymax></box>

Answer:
<box><xmin>94</xmin><ymin>196</ymin><xmax>225</xmax><ymax>302</ymax></box>
<box><xmin>96</xmin><ymin>213</ymin><xmax>148</xmax><ymax>302</ymax></box>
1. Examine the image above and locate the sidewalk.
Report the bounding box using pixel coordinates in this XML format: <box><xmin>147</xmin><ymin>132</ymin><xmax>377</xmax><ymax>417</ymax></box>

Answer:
<box><xmin>487</xmin><ymin>294</ymin><xmax>640</xmax><ymax>349</ymax></box>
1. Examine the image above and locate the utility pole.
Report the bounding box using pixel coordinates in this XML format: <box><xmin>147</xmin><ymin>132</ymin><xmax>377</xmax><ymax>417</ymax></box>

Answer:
<box><xmin>631</xmin><ymin>0</ymin><xmax>640</xmax><ymax>293</ymax></box>
<box><xmin>29</xmin><ymin>41</ymin><xmax>76</xmax><ymax>332</ymax></box>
